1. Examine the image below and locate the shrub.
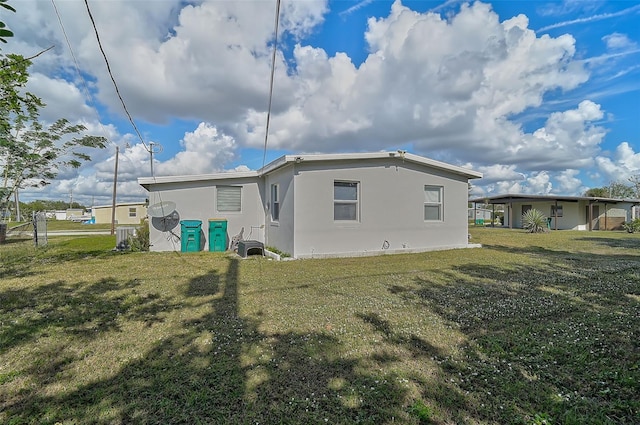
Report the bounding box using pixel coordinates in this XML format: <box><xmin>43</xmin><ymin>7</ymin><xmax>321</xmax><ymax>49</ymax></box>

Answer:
<box><xmin>129</xmin><ymin>220</ymin><xmax>150</xmax><ymax>251</ymax></box>
<box><xmin>522</xmin><ymin>209</ymin><xmax>548</xmax><ymax>233</ymax></box>
<box><xmin>622</xmin><ymin>218</ymin><xmax>640</xmax><ymax>233</ymax></box>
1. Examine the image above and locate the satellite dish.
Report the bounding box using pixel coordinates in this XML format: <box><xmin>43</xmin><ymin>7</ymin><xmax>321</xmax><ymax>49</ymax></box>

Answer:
<box><xmin>147</xmin><ymin>201</ymin><xmax>176</xmax><ymax>218</ymax></box>
<box><xmin>152</xmin><ymin>210</ymin><xmax>180</xmax><ymax>232</ymax></box>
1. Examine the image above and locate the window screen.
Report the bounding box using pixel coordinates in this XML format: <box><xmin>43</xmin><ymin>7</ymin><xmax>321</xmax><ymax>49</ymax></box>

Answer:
<box><xmin>334</xmin><ymin>181</ymin><xmax>359</xmax><ymax>221</ymax></box>
<box><xmin>217</xmin><ymin>186</ymin><xmax>241</xmax><ymax>212</ymax></box>
<box><xmin>424</xmin><ymin>186</ymin><xmax>443</xmax><ymax>221</ymax></box>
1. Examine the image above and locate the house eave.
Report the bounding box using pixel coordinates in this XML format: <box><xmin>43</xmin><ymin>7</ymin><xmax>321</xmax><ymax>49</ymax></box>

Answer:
<box><xmin>138</xmin><ymin>171</ymin><xmax>259</xmax><ymax>190</ymax></box>
<box><xmin>258</xmin><ymin>151</ymin><xmax>483</xmax><ymax>179</ymax></box>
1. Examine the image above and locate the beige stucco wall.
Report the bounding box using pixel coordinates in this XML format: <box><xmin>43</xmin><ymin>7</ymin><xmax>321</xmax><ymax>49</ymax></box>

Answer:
<box><xmin>504</xmin><ymin>201</ymin><xmax>632</xmax><ymax>230</ymax></box>
<box><xmin>93</xmin><ymin>204</ymin><xmax>147</xmax><ymax>225</ymax></box>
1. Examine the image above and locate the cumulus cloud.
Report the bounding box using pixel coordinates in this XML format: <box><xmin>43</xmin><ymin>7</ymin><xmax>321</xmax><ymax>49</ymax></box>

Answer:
<box><xmin>602</xmin><ymin>32</ymin><xmax>637</xmax><ymax>50</ymax></box>
<box><xmin>6</xmin><ymin>0</ymin><xmax>633</xmax><ymax>204</ymax></box>
<box><xmin>595</xmin><ymin>142</ymin><xmax>640</xmax><ymax>182</ymax></box>
<box><xmin>155</xmin><ymin>122</ymin><xmax>239</xmax><ymax>176</ymax></box>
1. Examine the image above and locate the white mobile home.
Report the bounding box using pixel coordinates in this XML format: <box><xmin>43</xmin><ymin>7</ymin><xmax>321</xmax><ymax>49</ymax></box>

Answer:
<box><xmin>139</xmin><ymin>152</ymin><xmax>482</xmax><ymax>258</ymax></box>
<box><xmin>470</xmin><ymin>194</ymin><xmax>640</xmax><ymax>231</ymax></box>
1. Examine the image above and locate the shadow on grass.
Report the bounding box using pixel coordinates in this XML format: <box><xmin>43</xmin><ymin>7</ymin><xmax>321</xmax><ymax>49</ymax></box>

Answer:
<box><xmin>0</xmin><ymin>235</ymin><xmax>119</xmax><ymax>279</ymax></box>
<box><xmin>0</xmin><ymin>277</ymin><xmax>179</xmax><ymax>354</ymax></box>
<box><xmin>576</xmin><ymin>236</ymin><xmax>640</xmax><ymax>249</ymax></box>
<box><xmin>407</xmin><ymin>247</ymin><xmax>640</xmax><ymax>424</ymax></box>
<box><xmin>3</xmin><ymin>258</ymin><xmax>410</xmax><ymax>424</ymax></box>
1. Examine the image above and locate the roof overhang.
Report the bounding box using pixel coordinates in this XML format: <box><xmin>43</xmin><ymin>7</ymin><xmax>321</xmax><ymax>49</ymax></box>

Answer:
<box><xmin>138</xmin><ymin>171</ymin><xmax>258</xmax><ymax>190</ymax></box>
<box><xmin>470</xmin><ymin>193</ymin><xmax>640</xmax><ymax>205</ymax></box>
<box><xmin>138</xmin><ymin>151</ymin><xmax>482</xmax><ymax>191</ymax></box>
<box><xmin>257</xmin><ymin>151</ymin><xmax>483</xmax><ymax>179</ymax></box>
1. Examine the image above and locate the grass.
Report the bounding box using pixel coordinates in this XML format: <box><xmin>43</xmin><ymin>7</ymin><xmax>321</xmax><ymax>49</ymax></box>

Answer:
<box><xmin>1</xmin><ymin>228</ymin><xmax>639</xmax><ymax>424</ymax></box>
<box><xmin>10</xmin><ymin>220</ymin><xmax>113</xmax><ymax>231</ymax></box>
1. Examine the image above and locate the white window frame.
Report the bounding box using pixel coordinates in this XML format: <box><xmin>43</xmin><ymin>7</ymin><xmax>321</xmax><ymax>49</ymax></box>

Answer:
<box><xmin>551</xmin><ymin>205</ymin><xmax>563</xmax><ymax>217</ymax></box>
<box><xmin>128</xmin><ymin>207</ymin><xmax>137</xmax><ymax>218</ymax></box>
<box><xmin>271</xmin><ymin>184</ymin><xmax>280</xmax><ymax>222</ymax></box>
<box><xmin>216</xmin><ymin>186</ymin><xmax>242</xmax><ymax>213</ymax></box>
<box><xmin>334</xmin><ymin>181</ymin><xmax>359</xmax><ymax>222</ymax></box>
<box><xmin>424</xmin><ymin>185</ymin><xmax>443</xmax><ymax>221</ymax></box>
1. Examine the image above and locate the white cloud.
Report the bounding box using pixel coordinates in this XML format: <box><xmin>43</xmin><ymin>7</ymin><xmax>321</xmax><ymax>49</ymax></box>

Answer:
<box><xmin>6</xmin><ymin>0</ymin><xmax>633</xmax><ymax>203</ymax></box>
<box><xmin>602</xmin><ymin>32</ymin><xmax>637</xmax><ymax>50</ymax></box>
<box><xmin>156</xmin><ymin>122</ymin><xmax>238</xmax><ymax>176</ymax></box>
<box><xmin>556</xmin><ymin>169</ymin><xmax>585</xmax><ymax>194</ymax></box>
<box><xmin>595</xmin><ymin>142</ymin><xmax>640</xmax><ymax>182</ymax></box>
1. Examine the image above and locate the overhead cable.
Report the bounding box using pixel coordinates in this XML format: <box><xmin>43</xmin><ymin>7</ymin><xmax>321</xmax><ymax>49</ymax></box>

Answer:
<box><xmin>261</xmin><ymin>0</ymin><xmax>282</xmax><ymax>171</ymax></box>
<box><xmin>83</xmin><ymin>0</ymin><xmax>149</xmax><ymax>151</ymax></box>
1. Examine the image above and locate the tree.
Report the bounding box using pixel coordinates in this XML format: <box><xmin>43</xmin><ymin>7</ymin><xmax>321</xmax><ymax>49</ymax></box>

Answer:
<box><xmin>0</xmin><ymin>0</ymin><xmax>15</xmax><ymax>44</ymax></box>
<box><xmin>584</xmin><ymin>182</ymin><xmax>635</xmax><ymax>199</ymax></box>
<box><xmin>608</xmin><ymin>181</ymin><xmax>635</xmax><ymax>199</ymax></box>
<box><xmin>0</xmin><ymin>54</ymin><xmax>107</xmax><ymax>219</ymax></box>
<box><xmin>584</xmin><ymin>187</ymin><xmax>609</xmax><ymax>197</ymax></box>
<box><xmin>629</xmin><ymin>175</ymin><xmax>640</xmax><ymax>198</ymax></box>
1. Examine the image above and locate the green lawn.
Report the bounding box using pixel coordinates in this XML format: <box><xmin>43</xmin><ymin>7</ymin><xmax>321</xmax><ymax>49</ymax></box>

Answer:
<box><xmin>1</xmin><ymin>229</ymin><xmax>638</xmax><ymax>424</ymax></box>
<box><xmin>7</xmin><ymin>220</ymin><xmax>113</xmax><ymax>232</ymax></box>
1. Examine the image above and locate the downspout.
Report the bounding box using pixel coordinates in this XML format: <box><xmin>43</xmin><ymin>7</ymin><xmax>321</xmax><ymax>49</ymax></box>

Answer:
<box><xmin>588</xmin><ymin>202</ymin><xmax>593</xmax><ymax>231</ymax></box>
<box><xmin>604</xmin><ymin>203</ymin><xmax>608</xmax><ymax>231</ymax></box>
<box><xmin>554</xmin><ymin>199</ymin><xmax>558</xmax><ymax>230</ymax></box>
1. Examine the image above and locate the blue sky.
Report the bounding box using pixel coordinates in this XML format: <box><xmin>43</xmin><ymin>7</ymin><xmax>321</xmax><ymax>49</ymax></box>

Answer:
<box><xmin>4</xmin><ymin>0</ymin><xmax>640</xmax><ymax>205</ymax></box>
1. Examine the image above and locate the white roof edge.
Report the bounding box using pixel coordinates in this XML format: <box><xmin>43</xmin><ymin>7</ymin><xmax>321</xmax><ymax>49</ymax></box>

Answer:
<box><xmin>138</xmin><ymin>170</ymin><xmax>259</xmax><ymax>187</ymax></box>
<box><xmin>92</xmin><ymin>201</ymin><xmax>147</xmax><ymax>208</ymax></box>
<box><xmin>259</xmin><ymin>151</ymin><xmax>482</xmax><ymax>178</ymax></box>
<box><xmin>138</xmin><ymin>152</ymin><xmax>482</xmax><ymax>188</ymax></box>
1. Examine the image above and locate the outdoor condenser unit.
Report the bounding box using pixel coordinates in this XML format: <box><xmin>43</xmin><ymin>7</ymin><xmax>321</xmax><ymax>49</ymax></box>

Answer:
<box><xmin>116</xmin><ymin>227</ymin><xmax>136</xmax><ymax>250</ymax></box>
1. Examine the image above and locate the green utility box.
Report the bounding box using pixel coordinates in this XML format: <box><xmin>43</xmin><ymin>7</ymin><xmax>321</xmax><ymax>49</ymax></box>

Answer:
<box><xmin>208</xmin><ymin>218</ymin><xmax>228</xmax><ymax>252</ymax></box>
<box><xmin>180</xmin><ymin>220</ymin><xmax>202</xmax><ymax>252</ymax></box>
<box><xmin>475</xmin><ymin>219</ymin><xmax>484</xmax><ymax>225</ymax></box>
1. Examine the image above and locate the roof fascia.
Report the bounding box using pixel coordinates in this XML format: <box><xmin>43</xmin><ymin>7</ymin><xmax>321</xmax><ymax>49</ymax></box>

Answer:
<box><xmin>258</xmin><ymin>151</ymin><xmax>483</xmax><ymax>179</ymax></box>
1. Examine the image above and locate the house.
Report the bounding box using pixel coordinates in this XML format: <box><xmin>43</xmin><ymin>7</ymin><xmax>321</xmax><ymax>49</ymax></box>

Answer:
<box><xmin>469</xmin><ymin>194</ymin><xmax>640</xmax><ymax>230</ymax></box>
<box><xmin>468</xmin><ymin>208</ymin><xmax>493</xmax><ymax>222</ymax></box>
<box><xmin>92</xmin><ymin>202</ymin><xmax>147</xmax><ymax>225</ymax></box>
<box><xmin>138</xmin><ymin>152</ymin><xmax>483</xmax><ymax>258</ymax></box>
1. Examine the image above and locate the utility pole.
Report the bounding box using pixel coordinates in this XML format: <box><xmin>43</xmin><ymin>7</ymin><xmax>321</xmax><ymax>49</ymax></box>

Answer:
<box><xmin>14</xmin><ymin>188</ymin><xmax>20</xmax><ymax>222</ymax></box>
<box><xmin>110</xmin><ymin>146</ymin><xmax>119</xmax><ymax>236</ymax></box>
<box><xmin>148</xmin><ymin>142</ymin><xmax>162</xmax><ymax>177</ymax></box>
<box><xmin>149</xmin><ymin>142</ymin><xmax>154</xmax><ymax>177</ymax></box>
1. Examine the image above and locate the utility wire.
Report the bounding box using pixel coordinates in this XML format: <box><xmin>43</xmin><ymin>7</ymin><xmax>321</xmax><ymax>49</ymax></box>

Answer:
<box><xmin>51</xmin><ymin>0</ymin><xmax>114</xmax><ymax>143</ymax></box>
<box><xmin>261</xmin><ymin>0</ymin><xmax>282</xmax><ymax>171</ymax></box>
<box><xmin>83</xmin><ymin>0</ymin><xmax>149</xmax><ymax>152</ymax></box>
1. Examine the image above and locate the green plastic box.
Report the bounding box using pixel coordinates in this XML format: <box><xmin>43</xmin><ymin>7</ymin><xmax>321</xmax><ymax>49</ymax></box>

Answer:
<box><xmin>208</xmin><ymin>219</ymin><xmax>228</xmax><ymax>252</ymax></box>
<box><xmin>180</xmin><ymin>220</ymin><xmax>202</xmax><ymax>252</ymax></box>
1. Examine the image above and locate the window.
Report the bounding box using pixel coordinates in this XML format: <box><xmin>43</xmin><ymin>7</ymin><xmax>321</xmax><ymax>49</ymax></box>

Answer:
<box><xmin>551</xmin><ymin>205</ymin><xmax>563</xmax><ymax>217</ymax></box>
<box><xmin>271</xmin><ymin>184</ymin><xmax>280</xmax><ymax>221</ymax></box>
<box><xmin>217</xmin><ymin>186</ymin><xmax>241</xmax><ymax>212</ymax></box>
<box><xmin>334</xmin><ymin>181</ymin><xmax>359</xmax><ymax>221</ymax></box>
<box><xmin>129</xmin><ymin>207</ymin><xmax>137</xmax><ymax>218</ymax></box>
<box><xmin>424</xmin><ymin>186</ymin><xmax>443</xmax><ymax>221</ymax></box>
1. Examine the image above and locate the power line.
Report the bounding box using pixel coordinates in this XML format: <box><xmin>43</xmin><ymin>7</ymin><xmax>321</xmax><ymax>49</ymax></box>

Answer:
<box><xmin>83</xmin><ymin>0</ymin><xmax>149</xmax><ymax>152</ymax></box>
<box><xmin>51</xmin><ymin>0</ymin><xmax>113</xmax><ymax>140</ymax></box>
<box><xmin>261</xmin><ymin>0</ymin><xmax>282</xmax><ymax>171</ymax></box>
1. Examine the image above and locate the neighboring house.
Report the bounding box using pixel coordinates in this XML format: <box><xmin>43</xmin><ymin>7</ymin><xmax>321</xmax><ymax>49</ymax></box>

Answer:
<box><xmin>138</xmin><ymin>151</ymin><xmax>483</xmax><ymax>258</ymax></box>
<box><xmin>65</xmin><ymin>208</ymin><xmax>87</xmax><ymax>221</ymax></box>
<box><xmin>92</xmin><ymin>202</ymin><xmax>147</xmax><ymax>225</ymax></box>
<box><xmin>470</xmin><ymin>194</ymin><xmax>640</xmax><ymax>230</ymax></box>
<box><xmin>468</xmin><ymin>208</ymin><xmax>492</xmax><ymax>222</ymax></box>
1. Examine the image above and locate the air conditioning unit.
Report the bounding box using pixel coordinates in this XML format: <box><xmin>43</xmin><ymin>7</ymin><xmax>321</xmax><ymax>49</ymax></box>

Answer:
<box><xmin>116</xmin><ymin>227</ymin><xmax>136</xmax><ymax>250</ymax></box>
